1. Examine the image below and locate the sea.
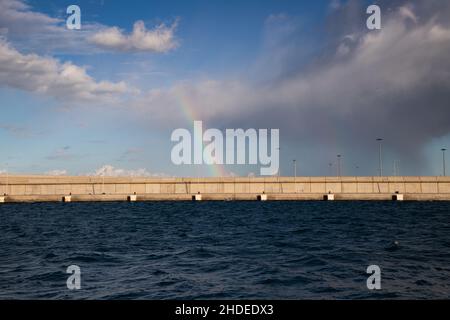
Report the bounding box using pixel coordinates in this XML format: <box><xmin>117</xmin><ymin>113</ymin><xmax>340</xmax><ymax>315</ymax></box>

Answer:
<box><xmin>1</xmin><ymin>201</ymin><xmax>449</xmax><ymax>299</ymax></box>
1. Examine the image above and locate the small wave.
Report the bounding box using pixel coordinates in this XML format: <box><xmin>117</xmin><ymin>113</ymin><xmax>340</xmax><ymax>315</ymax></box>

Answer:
<box><xmin>415</xmin><ymin>279</ymin><xmax>432</xmax><ymax>286</ymax></box>
<box><xmin>291</xmin><ymin>227</ymin><xmax>311</xmax><ymax>234</ymax></box>
<box><xmin>302</xmin><ymin>256</ymin><xmax>328</xmax><ymax>267</ymax></box>
<box><xmin>26</xmin><ymin>270</ymin><xmax>64</xmax><ymax>282</ymax></box>
<box><xmin>70</xmin><ymin>252</ymin><xmax>122</xmax><ymax>264</ymax></box>
<box><xmin>181</xmin><ymin>247</ymin><xmax>216</xmax><ymax>258</ymax></box>
<box><xmin>152</xmin><ymin>269</ymin><xmax>168</xmax><ymax>276</ymax></box>
<box><xmin>43</xmin><ymin>253</ymin><xmax>57</xmax><ymax>259</ymax></box>
<box><xmin>257</xmin><ymin>275</ymin><xmax>312</xmax><ymax>286</ymax></box>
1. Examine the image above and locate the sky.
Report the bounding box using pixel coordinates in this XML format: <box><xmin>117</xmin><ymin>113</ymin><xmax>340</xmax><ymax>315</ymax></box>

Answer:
<box><xmin>0</xmin><ymin>0</ymin><xmax>450</xmax><ymax>177</ymax></box>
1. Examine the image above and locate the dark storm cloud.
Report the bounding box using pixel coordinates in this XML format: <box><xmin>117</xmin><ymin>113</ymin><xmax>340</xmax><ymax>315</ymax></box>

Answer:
<box><xmin>216</xmin><ymin>0</ymin><xmax>450</xmax><ymax>164</ymax></box>
<box><xmin>132</xmin><ymin>0</ymin><xmax>450</xmax><ymax>172</ymax></box>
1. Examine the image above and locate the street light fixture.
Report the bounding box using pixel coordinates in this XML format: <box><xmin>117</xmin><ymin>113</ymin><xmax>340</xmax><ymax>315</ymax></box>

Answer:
<box><xmin>102</xmin><ymin>166</ymin><xmax>106</xmax><ymax>194</ymax></box>
<box><xmin>293</xmin><ymin>159</ymin><xmax>297</xmax><ymax>193</ymax></box>
<box><xmin>5</xmin><ymin>162</ymin><xmax>9</xmax><ymax>196</ymax></box>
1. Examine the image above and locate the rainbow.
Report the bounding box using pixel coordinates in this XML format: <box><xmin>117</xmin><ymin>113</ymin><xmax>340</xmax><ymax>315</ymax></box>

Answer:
<box><xmin>175</xmin><ymin>91</ymin><xmax>229</xmax><ymax>177</ymax></box>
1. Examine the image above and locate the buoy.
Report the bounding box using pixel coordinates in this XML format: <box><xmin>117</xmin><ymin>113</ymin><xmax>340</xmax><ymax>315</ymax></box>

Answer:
<box><xmin>386</xmin><ymin>240</ymin><xmax>400</xmax><ymax>252</ymax></box>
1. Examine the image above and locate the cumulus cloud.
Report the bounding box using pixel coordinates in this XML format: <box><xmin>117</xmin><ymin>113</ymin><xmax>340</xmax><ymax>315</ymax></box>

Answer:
<box><xmin>0</xmin><ymin>0</ymin><xmax>173</xmax><ymax>103</ymax></box>
<box><xmin>0</xmin><ymin>0</ymin><xmax>100</xmax><ymax>54</ymax></box>
<box><xmin>0</xmin><ymin>0</ymin><xmax>135</xmax><ymax>103</ymax></box>
<box><xmin>0</xmin><ymin>40</ymin><xmax>132</xmax><ymax>101</ymax></box>
<box><xmin>0</xmin><ymin>0</ymin><xmax>180</xmax><ymax>55</ymax></box>
<box><xmin>89</xmin><ymin>20</ymin><xmax>178</xmax><ymax>53</ymax></box>
<box><xmin>0</xmin><ymin>0</ymin><xmax>60</xmax><ymax>36</ymax></box>
<box><xmin>91</xmin><ymin>165</ymin><xmax>167</xmax><ymax>177</ymax></box>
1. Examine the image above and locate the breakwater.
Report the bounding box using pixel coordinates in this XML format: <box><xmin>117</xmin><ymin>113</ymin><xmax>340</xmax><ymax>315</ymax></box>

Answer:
<box><xmin>1</xmin><ymin>175</ymin><xmax>450</xmax><ymax>202</ymax></box>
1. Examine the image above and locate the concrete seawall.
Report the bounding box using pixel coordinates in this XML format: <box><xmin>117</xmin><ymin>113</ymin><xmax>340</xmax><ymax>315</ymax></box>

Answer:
<box><xmin>1</xmin><ymin>175</ymin><xmax>450</xmax><ymax>202</ymax></box>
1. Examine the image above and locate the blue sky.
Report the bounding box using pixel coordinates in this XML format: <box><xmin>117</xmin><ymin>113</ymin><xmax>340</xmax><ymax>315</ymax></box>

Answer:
<box><xmin>1</xmin><ymin>0</ymin><xmax>450</xmax><ymax>177</ymax></box>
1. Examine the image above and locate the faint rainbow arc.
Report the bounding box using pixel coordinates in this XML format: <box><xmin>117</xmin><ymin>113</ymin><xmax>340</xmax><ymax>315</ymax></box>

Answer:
<box><xmin>174</xmin><ymin>92</ymin><xmax>228</xmax><ymax>177</ymax></box>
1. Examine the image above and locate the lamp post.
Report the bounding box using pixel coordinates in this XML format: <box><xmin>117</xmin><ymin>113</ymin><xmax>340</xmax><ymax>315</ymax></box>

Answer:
<box><xmin>277</xmin><ymin>147</ymin><xmax>281</xmax><ymax>178</ymax></box>
<box><xmin>293</xmin><ymin>160</ymin><xmax>297</xmax><ymax>179</ymax></box>
<box><xmin>197</xmin><ymin>165</ymin><xmax>200</xmax><ymax>194</ymax></box>
<box><xmin>102</xmin><ymin>166</ymin><xmax>106</xmax><ymax>194</ymax></box>
<box><xmin>276</xmin><ymin>147</ymin><xmax>281</xmax><ymax>193</ymax></box>
<box><xmin>293</xmin><ymin>159</ymin><xmax>297</xmax><ymax>193</ymax></box>
<box><xmin>337</xmin><ymin>155</ymin><xmax>342</xmax><ymax>177</ymax></box>
<box><xmin>376</xmin><ymin>138</ymin><xmax>383</xmax><ymax>176</ymax></box>
<box><xmin>5</xmin><ymin>162</ymin><xmax>9</xmax><ymax>195</ymax></box>
<box><xmin>393</xmin><ymin>160</ymin><xmax>400</xmax><ymax>177</ymax></box>
<box><xmin>442</xmin><ymin>148</ymin><xmax>447</xmax><ymax>176</ymax></box>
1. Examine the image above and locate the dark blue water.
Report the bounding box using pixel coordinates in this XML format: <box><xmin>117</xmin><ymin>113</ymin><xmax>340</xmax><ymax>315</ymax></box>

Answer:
<box><xmin>1</xmin><ymin>201</ymin><xmax>450</xmax><ymax>299</ymax></box>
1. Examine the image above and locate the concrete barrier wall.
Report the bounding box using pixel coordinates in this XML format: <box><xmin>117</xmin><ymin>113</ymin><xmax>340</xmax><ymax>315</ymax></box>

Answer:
<box><xmin>1</xmin><ymin>176</ymin><xmax>450</xmax><ymax>199</ymax></box>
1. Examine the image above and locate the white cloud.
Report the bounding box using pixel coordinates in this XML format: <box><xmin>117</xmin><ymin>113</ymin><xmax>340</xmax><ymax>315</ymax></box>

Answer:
<box><xmin>45</xmin><ymin>169</ymin><xmax>68</xmax><ymax>176</ymax></box>
<box><xmin>0</xmin><ymin>0</ymin><xmax>61</xmax><ymax>36</ymax></box>
<box><xmin>0</xmin><ymin>40</ymin><xmax>132</xmax><ymax>101</ymax></box>
<box><xmin>89</xmin><ymin>20</ymin><xmax>178</xmax><ymax>53</ymax></box>
<box><xmin>131</xmin><ymin>79</ymin><xmax>259</xmax><ymax>127</ymax></box>
<box><xmin>0</xmin><ymin>0</ymin><xmax>95</xmax><ymax>54</ymax></box>
<box><xmin>399</xmin><ymin>6</ymin><xmax>418</xmax><ymax>23</ymax></box>
<box><xmin>0</xmin><ymin>0</ymin><xmax>179</xmax><ymax>55</ymax></box>
<box><xmin>92</xmin><ymin>164</ymin><xmax>167</xmax><ymax>177</ymax></box>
